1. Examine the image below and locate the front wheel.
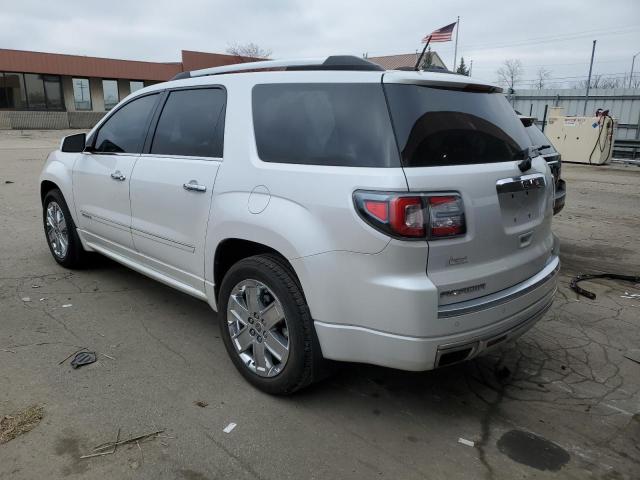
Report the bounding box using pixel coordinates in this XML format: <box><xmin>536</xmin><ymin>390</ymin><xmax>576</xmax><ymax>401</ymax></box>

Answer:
<box><xmin>42</xmin><ymin>189</ymin><xmax>89</xmax><ymax>268</ymax></box>
<box><xmin>218</xmin><ymin>254</ymin><xmax>324</xmax><ymax>394</ymax></box>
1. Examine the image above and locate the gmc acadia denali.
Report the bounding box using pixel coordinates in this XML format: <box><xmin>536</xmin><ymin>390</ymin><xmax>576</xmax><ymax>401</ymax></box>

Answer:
<box><xmin>39</xmin><ymin>56</ymin><xmax>559</xmax><ymax>394</ymax></box>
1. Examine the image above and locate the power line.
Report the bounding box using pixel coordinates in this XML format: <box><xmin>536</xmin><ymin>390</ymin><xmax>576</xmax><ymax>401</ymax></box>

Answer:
<box><xmin>470</xmin><ymin>58</ymin><xmax>628</xmax><ymax>70</ymax></box>
<box><xmin>459</xmin><ymin>29</ymin><xmax>640</xmax><ymax>53</ymax></box>
<box><xmin>456</xmin><ymin>24</ymin><xmax>640</xmax><ymax>51</ymax></box>
<box><xmin>511</xmin><ymin>71</ymin><xmax>630</xmax><ymax>82</ymax></box>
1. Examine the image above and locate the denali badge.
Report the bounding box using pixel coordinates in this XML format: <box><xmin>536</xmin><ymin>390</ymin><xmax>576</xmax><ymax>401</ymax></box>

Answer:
<box><xmin>448</xmin><ymin>256</ymin><xmax>468</xmax><ymax>265</ymax></box>
<box><xmin>440</xmin><ymin>283</ymin><xmax>486</xmax><ymax>298</ymax></box>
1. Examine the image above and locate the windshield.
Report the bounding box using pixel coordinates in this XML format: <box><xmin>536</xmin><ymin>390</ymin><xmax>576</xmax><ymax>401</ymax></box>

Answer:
<box><xmin>525</xmin><ymin>125</ymin><xmax>556</xmax><ymax>154</ymax></box>
<box><xmin>384</xmin><ymin>84</ymin><xmax>532</xmax><ymax>167</ymax></box>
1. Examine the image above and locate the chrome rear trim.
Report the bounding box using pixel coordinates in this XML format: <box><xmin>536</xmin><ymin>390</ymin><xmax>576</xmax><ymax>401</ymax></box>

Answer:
<box><xmin>438</xmin><ymin>256</ymin><xmax>559</xmax><ymax>318</ymax></box>
<box><xmin>496</xmin><ymin>173</ymin><xmax>546</xmax><ymax>194</ymax></box>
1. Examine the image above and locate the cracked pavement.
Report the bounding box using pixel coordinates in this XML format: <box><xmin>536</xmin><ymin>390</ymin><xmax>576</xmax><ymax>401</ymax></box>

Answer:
<box><xmin>1</xmin><ymin>130</ymin><xmax>639</xmax><ymax>479</ymax></box>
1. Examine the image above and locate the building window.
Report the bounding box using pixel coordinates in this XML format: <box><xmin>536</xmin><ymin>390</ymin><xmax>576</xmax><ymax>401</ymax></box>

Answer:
<box><xmin>129</xmin><ymin>81</ymin><xmax>144</xmax><ymax>93</ymax></box>
<box><xmin>0</xmin><ymin>72</ymin><xmax>27</xmax><ymax>109</ymax></box>
<box><xmin>73</xmin><ymin>78</ymin><xmax>92</xmax><ymax>110</ymax></box>
<box><xmin>24</xmin><ymin>73</ymin><xmax>47</xmax><ymax>109</ymax></box>
<box><xmin>102</xmin><ymin>79</ymin><xmax>119</xmax><ymax>110</ymax></box>
<box><xmin>0</xmin><ymin>72</ymin><xmax>62</xmax><ymax>110</ymax></box>
<box><xmin>43</xmin><ymin>75</ymin><xmax>63</xmax><ymax>110</ymax></box>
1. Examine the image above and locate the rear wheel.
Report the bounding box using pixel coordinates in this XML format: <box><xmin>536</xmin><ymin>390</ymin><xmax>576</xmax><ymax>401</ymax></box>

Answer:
<box><xmin>42</xmin><ymin>189</ymin><xmax>89</xmax><ymax>268</ymax></box>
<box><xmin>218</xmin><ymin>254</ymin><xmax>323</xmax><ymax>394</ymax></box>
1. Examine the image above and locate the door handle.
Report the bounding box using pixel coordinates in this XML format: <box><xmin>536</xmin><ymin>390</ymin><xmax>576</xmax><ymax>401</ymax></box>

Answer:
<box><xmin>110</xmin><ymin>171</ymin><xmax>126</xmax><ymax>181</ymax></box>
<box><xmin>183</xmin><ymin>180</ymin><xmax>207</xmax><ymax>193</ymax></box>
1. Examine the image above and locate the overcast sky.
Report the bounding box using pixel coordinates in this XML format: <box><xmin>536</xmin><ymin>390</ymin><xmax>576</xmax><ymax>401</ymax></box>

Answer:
<box><xmin>1</xmin><ymin>0</ymin><xmax>639</xmax><ymax>88</ymax></box>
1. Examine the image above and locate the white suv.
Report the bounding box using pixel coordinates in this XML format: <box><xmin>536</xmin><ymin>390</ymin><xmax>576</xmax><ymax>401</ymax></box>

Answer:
<box><xmin>39</xmin><ymin>56</ymin><xmax>559</xmax><ymax>394</ymax></box>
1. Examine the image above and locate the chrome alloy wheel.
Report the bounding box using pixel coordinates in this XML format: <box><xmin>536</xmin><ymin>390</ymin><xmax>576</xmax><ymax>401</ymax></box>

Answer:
<box><xmin>46</xmin><ymin>201</ymin><xmax>69</xmax><ymax>259</ymax></box>
<box><xmin>226</xmin><ymin>279</ymin><xmax>290</xmax><ymax>377</ymax></box>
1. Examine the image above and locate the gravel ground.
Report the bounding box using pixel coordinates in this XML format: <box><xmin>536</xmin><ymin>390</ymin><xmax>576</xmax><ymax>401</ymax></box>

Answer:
<box><xmin>1</xmin><ymin>129</ymin><xmax>639</xmax><ymax>480</ymax></box>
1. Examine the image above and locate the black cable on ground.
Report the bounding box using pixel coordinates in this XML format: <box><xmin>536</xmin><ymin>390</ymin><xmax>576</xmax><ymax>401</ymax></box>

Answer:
<box><xmin>570</xmin><ymin>273</ymin><xmax>640</xmax><ymax>300</ymax></box>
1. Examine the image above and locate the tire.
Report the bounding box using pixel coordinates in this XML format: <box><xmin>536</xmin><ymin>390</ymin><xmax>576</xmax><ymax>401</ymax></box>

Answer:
<box><xmin>42</xmin><ymin>188</ymin><xmax>89</xmax><ymax>269</ymax></box>
<box><xmin>218</xmin><ymin>254</ymin><xmax>325</xmax><ymax>394</ymax></box>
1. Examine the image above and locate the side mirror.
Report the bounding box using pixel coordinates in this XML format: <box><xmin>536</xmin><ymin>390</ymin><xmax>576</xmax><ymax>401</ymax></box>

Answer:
<box><xmin>61</xmin><ymin>133</ymin><xmax>86</xmax><ymax>153</ymax></box>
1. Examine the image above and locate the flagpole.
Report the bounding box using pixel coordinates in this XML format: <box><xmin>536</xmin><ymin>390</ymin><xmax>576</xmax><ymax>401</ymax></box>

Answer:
<box><xmin>453</xmin><ymin>16</ymin><xmax>460</xmax><ymax>71</ymax></box>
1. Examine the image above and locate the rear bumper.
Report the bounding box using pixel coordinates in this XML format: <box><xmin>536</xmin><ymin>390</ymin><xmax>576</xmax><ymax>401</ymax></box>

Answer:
<box><xmin>312</xmin><ymin>256</ymin><xmax>559</xmax><ymax>371</ymax></box>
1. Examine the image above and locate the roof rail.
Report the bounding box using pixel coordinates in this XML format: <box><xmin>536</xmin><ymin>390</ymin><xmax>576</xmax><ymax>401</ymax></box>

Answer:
<box><xmin>171</xmin><ymin>55</ymin><xmax>384</xmax><ymax>80</ymax></box>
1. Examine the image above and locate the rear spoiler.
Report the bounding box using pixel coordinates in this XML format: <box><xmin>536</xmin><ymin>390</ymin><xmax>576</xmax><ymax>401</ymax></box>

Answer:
<box><xmin>382</xmin><ymin>70</ymin><xmax>502</xmax><ymax>93</ymax></box>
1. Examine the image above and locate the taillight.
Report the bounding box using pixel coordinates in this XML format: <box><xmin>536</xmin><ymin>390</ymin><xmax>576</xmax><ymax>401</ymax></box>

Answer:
<box><xmin>427</xmin><ymin>195</ymin><xmax>465</xmax><ymax>238</ymax></box>
<box><xmin>390</xmin><ymin>196</ymin><xmax>425</xmax><ymax>237</ymax></box>
<box><xmin>353</xmin><ymin>191</ymin><xmax>465</xmax><ymax>240</ymax></box>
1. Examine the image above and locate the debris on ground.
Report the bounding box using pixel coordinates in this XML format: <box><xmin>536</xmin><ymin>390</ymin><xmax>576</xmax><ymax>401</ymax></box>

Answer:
<box><xmin>80</xmin><ymin>429</ymin><xmax>164</xmax><ymax>459</ymax></box>
<box><xmin>624</xmin><ymin>350</ymin><xmax>640</xmax><ymax>365</ymax></box>
<box><xmin>569</xmin><ymin>273</ymin><xmax>640</xmax><ymax>300</ymax></box>
<box><xmin>194</xmin><ymin>401</ymin><xmax>209</xmax><ymax>408</ymax></box>
<box><xmin>21</xmin><ymin>297</ymin><xmax>30</xmax><ymax>302</ymax></box>
<box><xmin>4</xmin><ymin>180</ymin><xmax>14</xmax><ymax>184</ymax></box>
<box><xmin>458</xmin><ymin>437</ymin><xmax>475</xmax><ymax>447</ymax></box>
<box><xmin>58</xmin><ymin>347</ymin><xmax>88</xmax><ymax>365</ymax></box>
<box><xmin>223</xmin><ymin>423</ymin><xmax>237</xmax><ymax>434</ymax></box>
<box><xmin>0</xmin><ymin>405</ymin><xmax>44</xmax><ymax>444</ymax></box>
<box><xmin>71</xmin><ymin>351</ymin><xmax>97</xmax><ymax>369</ymax></box>
<box><xmin>621</xmin><ymin>292</ymin><xmax>640</xmax><ymax>299</ymax></box>
<box><xmin>80</xmin><ymin>429</ymin><xmax>120</xmax><ymax>459</ymax></box>
<box><xmin>1</xmin><ymin>349</ymin><xmax>17</xmax><ymax>354</ymax></box>
<box><xmin>31</xmin><ymin>285</ymin><xmax>40</xmax><ymax>289</ymax></box>
<box><xmin>61</xmin><ymin>304</ymin><xmax>72</xmax><ymax>308</ymax></box>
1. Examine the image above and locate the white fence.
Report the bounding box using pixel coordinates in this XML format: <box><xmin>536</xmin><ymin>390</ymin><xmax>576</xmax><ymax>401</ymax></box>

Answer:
<box><xmin>509</xmin><ymin>88</ymin><xmax>640</xmax><ymax>141</ymax></box>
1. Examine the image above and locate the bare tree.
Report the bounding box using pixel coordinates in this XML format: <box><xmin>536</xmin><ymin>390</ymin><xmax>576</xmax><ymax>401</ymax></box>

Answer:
<box><xmin>226</xmin><ymin>42</ymin><xmax>272</xmax><ymax>61</ymax></box>
<box><xmin>496</xmin><ymin>59</ymin><xmax>523</xmax><ymax>90</ymax></box>
<box><xmin>627</xmin><ymin>74</ymin><xmax>640</xmax><ymax>88</ymax></box>
<box><xmin>574</xmin><ymin>74</ymin><xmax>628</xmax><ymax>89</ymax></box>
<box><xmin>535</xmin><ymin>67</ymin><xmax>551</xmax><ymax>89</ymax></box>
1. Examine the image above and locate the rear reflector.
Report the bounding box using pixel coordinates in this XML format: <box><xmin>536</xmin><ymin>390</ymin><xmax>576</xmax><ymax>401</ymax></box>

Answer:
<box><xmin>353</xmin><ymin>191</ymin><xmax>465</xmax><ymax>240</ymax></box>
<box><xmin>363</xmin><ymin>200</ymin><xmax>388</xmax><ymax>222</ymax></box>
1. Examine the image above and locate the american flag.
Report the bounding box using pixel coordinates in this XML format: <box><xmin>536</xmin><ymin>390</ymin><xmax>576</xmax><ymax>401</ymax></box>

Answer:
<box><xmin>422</xmin><ymin>22</ymin><xmax>456</xmax><ymax>43</ymax></box>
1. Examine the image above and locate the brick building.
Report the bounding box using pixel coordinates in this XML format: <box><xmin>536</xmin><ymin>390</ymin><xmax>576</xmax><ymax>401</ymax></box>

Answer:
<box><xmin>0</xmin><ymin>48</ymin><xmax>253</xmax><ymax>129</ymax></box>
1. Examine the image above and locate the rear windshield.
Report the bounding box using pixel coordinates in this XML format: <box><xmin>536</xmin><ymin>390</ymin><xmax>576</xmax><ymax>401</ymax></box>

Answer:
<box><xmin>385</xmin><ymin>84</ymin><xmax>531</xmax><ymax>167</ymax></box>
<box><xmin>525</xmin><ymin>125</ymin><xmax>556</xmax><ymax>154</ymax></box>
<box><xmin>252</xmin><ymin>83</ymin><xmax>400</xmax><ymax>167</ymax></box>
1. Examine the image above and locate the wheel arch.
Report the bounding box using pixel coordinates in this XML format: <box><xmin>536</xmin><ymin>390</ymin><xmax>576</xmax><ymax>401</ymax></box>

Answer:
<box><xmin>40</xmin><ymin>180</ymin><xmax>60</xmax><ymax>203</ymax></box>
<box><xmin>39</xmin><ymin>155</ymin><xmax>79</xmax><ymax>225</ymax></box>
<box><xmin>213</xmin><ymin>238</ymin><xmax>301</xmax><ymax>304</ymax></box>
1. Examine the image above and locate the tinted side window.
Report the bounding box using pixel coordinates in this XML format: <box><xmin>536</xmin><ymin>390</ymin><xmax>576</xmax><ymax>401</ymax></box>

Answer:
<box><xmin>252</xmin><ymin>84</ymin><xmax>400</xmax><ymax>167</ymax></box>
<box><xmin>94</xmin><ymin>94</ymin><xmax>158</xmax><ymax>154</ymax></box>
<box><xmin>151</xmin><ymin>88</ymin><xmax>226</xmax><ymax>158</ymax></box>
<box><xmin>385</xmin><ymin>85</ymin><xmax>531</xmax><ymax>167</ymax></box>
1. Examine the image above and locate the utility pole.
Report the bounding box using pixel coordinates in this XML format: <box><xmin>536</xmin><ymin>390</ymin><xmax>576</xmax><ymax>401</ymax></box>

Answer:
<box><xmin>630</xmin><ymin>51</ymin><xmax>640</xmax><ymax>88</ymax></box>
<box><xmin>453</xmin><ymin>16</ymin><xmax>460</xmax><ymax>72</ymax></box>
<box><xmin>583</xmin><ymin>40</ymin><xmax>596</xmax><ymax>116</ymax></box>
<box><xmin>469</xmin><ymin>59</ymin><xmax>473</xmax><ymax>77</ymax></box>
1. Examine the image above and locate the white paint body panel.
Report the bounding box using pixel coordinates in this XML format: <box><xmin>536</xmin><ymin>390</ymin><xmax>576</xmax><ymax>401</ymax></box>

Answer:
<box><xmin>72</xmin><ymin>152</ymin><xmax>137</xmax><ymax>251</ymax></box>
<box><xmin>38</xmin><ymin>67</ymin><xmax>558</xmax><ymax>372</ymax></box>
<box><xmin>129</xmin><ymin>155</ymin><xmax>220</xmax><ymax>291</ymax></box>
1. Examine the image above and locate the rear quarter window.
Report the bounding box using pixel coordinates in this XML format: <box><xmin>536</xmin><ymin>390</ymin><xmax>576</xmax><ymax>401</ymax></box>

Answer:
<box><xmin>252</xmin><ymin>83</ymin><xmax>400</xmax><ymax>167</ymax></box>
<box><xmin>385</xmin><ymin>84</ymin><xmax>531</xmax><ymax>167</ymax></box>
<box><xmin>151</xmin><ymin>88</ymin><xmax>226</xmax><ymax>158</ymax></box>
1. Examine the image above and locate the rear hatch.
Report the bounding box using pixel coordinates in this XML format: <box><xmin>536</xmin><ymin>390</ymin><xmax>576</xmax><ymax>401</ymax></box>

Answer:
<box><xmin>383</xmin><ymin>72</ymin><xmax>555</xmax><ymax>306</ymax></box>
